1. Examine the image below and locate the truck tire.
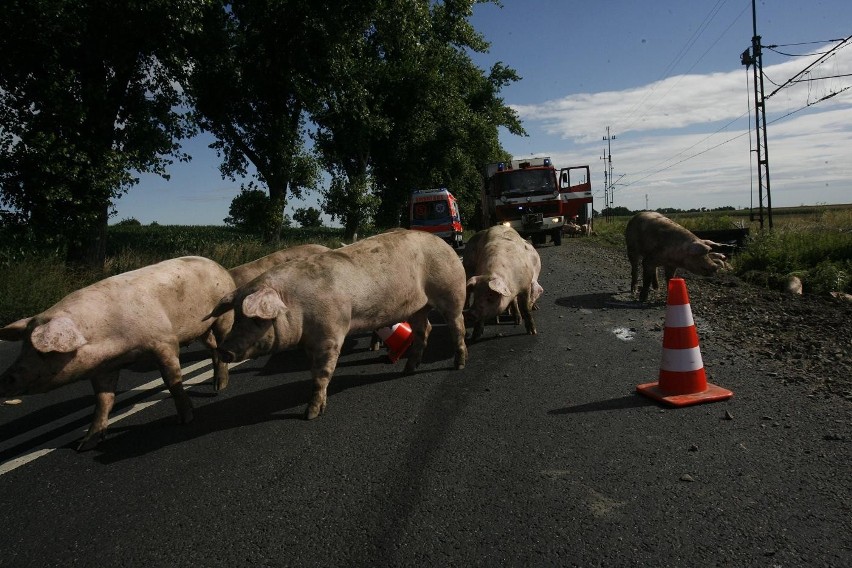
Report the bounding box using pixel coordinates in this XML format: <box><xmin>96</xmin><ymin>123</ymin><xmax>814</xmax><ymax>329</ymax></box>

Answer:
<box><xmin>552</xmin><ymin>228</ymin><xmax>562</xmax><ymax>246</ymax></box>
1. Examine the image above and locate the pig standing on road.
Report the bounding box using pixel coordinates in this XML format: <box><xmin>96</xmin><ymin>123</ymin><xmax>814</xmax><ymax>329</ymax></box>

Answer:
<box><xmin>463</xmin><ymin>225</ymin><xmax>544</xmax><ymax>341</ymax></box>
<box><xmin>207</xmin><ymin>229</ymin><xmax>468</xmax><ymax>420</ymax></box>
<box><xmin>220</xmin><ymin>243</ymin><xmax>330</xmax><ymax>391</ymax></box>
<box><xmin>0</xmin><ymin>256</ymin><xmax>236</xmax><ymax>450</ymax></box>
<box><xmin>626</xmin><ymin>211</ymin><xmax>730</xmax><ymax>302</ymax></box>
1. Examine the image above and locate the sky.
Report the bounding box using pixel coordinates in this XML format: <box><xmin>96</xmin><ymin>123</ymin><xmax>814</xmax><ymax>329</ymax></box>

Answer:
<box><xmin>113</xmin><ymin>0</ymin><xmax>852</xmax><ymax>225</ymax></box>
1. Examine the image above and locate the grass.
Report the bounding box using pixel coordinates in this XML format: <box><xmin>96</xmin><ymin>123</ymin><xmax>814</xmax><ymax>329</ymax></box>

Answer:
<box><xmin>0</xmin><ymin>224</ymin><xmax>346</xmax><ymax>324</ymax></box>
<box><xmin>1</xmin><ymin>206</ymin><xmax>850</xmax><ymax>325</ymax></box>
<box><xmin>591</xmin><ymin>206</ymin><xmax>852</xmax><ymax>296</ymax></box>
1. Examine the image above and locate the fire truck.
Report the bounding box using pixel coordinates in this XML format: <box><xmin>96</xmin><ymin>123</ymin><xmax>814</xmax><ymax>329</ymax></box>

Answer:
<box><xmin>481</xmin><ymin>157</ymin><xmax>592</xmax><ymax>246</ymax></box>
<box><xmin>408</xmin><ymin>187</ymin><xmax>464</xmax><ymax>249</ymax></box>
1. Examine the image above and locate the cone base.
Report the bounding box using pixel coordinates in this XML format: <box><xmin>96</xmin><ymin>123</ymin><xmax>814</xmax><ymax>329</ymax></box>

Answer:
<box><xmin>636</xmin><ymin>381</ymin><xmax>733</xmax><ymax>407</ymax></box>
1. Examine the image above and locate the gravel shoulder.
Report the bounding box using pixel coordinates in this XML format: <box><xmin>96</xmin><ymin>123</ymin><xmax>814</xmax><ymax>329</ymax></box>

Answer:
<box><xmin>572</xmin><ymin>237</ymin><xmax>852</xmax><ymax>402</ymax></box>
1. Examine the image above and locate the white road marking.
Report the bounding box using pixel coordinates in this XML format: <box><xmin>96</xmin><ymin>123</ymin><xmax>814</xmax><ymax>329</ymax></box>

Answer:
<box><xmin>0</xmin><ymin>360</ymin><xmax>245</xmax><ymax>476</ymax></box>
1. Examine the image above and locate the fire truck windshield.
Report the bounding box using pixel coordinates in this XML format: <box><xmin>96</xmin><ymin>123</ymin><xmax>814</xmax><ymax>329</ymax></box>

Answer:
<box><xmin>498</xmin><ymin>169</ymin><xmax>556</xmax><ymax>197</ymax></box>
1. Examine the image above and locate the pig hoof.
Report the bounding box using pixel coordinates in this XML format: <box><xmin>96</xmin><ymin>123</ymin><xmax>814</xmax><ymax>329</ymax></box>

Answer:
<box><xmin>305</xmin><ymin>403</ymin><xmax>325</xmax><ymax>420</ymax></box>
<box><xmin>76</xmin><ymin>431</ymin><xmax>106</xmax><ymax>452</ymax></box>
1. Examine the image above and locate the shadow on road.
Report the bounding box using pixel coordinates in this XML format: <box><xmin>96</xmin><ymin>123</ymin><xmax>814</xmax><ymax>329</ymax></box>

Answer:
<box><xmin>548</xmin><ymin>394</ymin><xmax>656</xmax><ymax>414</ymax></box>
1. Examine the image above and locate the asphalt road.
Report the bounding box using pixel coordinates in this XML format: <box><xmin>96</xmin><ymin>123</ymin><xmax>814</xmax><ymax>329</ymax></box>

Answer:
<box><xmin>0</xmin><ymin>240</ymin><xmax>849</xmax><ymax>567</ymax></box>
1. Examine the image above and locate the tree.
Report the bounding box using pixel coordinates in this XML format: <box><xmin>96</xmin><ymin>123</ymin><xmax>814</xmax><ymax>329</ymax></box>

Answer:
<box><xmin>312</xmin><ymin>0</ymin><xmax>523</xmax><ymax>237</ymax></box>
<box><xmin>187</xmin><ymin>0</ymin><xmax>342</xmax><ymax>242</ymax></box>
<box><xmin>293</xmin><ymin>206</ymin><xmax>322</xmax><ymax>228</ymax></box>
<box><xmin>224</xmin><ymin>188</ymin><xmax>272</xmax><ymax>233</ymax></box>
<box><xmin>0</xmin><ymin>0</ymin><xmax>197</xmax><ymax>265</ymax></box>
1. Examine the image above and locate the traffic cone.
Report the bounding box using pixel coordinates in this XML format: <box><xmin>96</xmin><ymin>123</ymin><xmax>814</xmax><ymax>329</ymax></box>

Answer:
<box><xmin>637</xmin><ymin>278</ymin><xmax>733</xmax><ymax>406</ymax></box>
<box><xmin>375</xmin><ymin>322</ymin><xmax>415</xmax><ymax>363</ymax></box>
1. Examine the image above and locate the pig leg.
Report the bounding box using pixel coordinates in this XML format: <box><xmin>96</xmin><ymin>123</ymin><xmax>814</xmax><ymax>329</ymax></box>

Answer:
<box><xmin>78</xmin><ymin>370</ymin><xmax>120</xmax><ymax>451</ymax></box>
<box><xmin>369</xmin><ymin>331</ymin><xmax>382</xmax><ymax>352</ymax></box>
<box><xmin>404</xmin><ymin>307</ymin><xmax>432</xmax><ymax>374</ymax></box>
<box><xmin>628</xmin><ymin>250</ymin><xmax>641</xmax><ymax>295</ymax></box>
<box><xmin>305</xmin><ymin>336</ymin><xmax>344</xmax><ymax>420</ymax></box>
<box><xmin>437</xmin><ymin>306</ymin><xmax>467</xmax><ymax>370</ymax></box>
<box><xmin>510</xmin><ymin>298</ymin><xmax>521</xmax><ymax>326</ymax></box>
<box><xmin>518</xmin><ymin>291</ymin><xmax>537</xmax><ymax>335</ymax></box>
<box><xmin>640</xmin><ymin>260</ymin><xmax>658</xmax><ymax>302</ymax></box>
<box><xmin>202</xmin><ymin>328</ymin><xmax>230</xmax><ymax>392</ymax></box>
<box><xmin>154</xmin><ymin>344</ymin><xmax>194</xmax><ymax>426</ymax></box>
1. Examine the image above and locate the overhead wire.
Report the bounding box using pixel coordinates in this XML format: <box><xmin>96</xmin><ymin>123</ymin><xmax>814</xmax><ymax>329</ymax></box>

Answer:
<box><xmin>616</xmin><ymin>32</ymin><xmax>852</xmax><ymax>193</ymax></box>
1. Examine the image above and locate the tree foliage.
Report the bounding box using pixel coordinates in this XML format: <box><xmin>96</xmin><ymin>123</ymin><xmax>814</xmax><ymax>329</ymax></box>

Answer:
<box><xmin>293</xmin><ymin>207</ymin><xmax>322</xmax><ymax>228</ymax></box>
<box><xmin>1</xmin><ymin>0</ymin><xmax>524</xmax><ymax>259</ymax></box>
<box><xmin>0</xmin><ymin>0</ymin><xmax>198</xmax><ymax>265</ymax></box>
<box><xmin>224</xmin><ymin>188</ymin><xmax>271</xmax><ymax>233</ymax></box>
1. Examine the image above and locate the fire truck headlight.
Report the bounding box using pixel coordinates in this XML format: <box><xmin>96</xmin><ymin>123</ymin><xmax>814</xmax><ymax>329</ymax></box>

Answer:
<box><xmin>502</xmin><ymin>222</ymin><xmax>512</xmax><ymax>227</ymax></box>
<box><xmin>551</xmin><ymin>218</ymin><xmax>561</xmax><ymax>224</ymax></box>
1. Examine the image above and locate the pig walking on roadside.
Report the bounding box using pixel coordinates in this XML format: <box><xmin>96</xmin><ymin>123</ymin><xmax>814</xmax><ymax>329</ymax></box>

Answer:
<box><xmin>208</xmin><ymin>229</ymin><xmax>468</xmax><ymax>420</ymax></box>
<box><xmin>625</xmin><ymin>211</ymin><xmax>731</xmax><ymax>302</ymax></box>
<box><xmin>0</xmin><ymin>256</ymin><xmax>236</xmax><ymax>451</ymax></box>
<box><xmin>463</xmin><ymin>225</ymin><xmax>544</xmax><ymax>341</ymax></box>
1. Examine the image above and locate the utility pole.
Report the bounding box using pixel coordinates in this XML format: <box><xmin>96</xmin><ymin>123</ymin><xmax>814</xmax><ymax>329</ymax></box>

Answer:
<box><xmin>740</xmin><ymin>0</ymin><xmax>773</xmax><ymax>229</ymax></box>
<box><xmin>601</xmin><ymin>126</ymin><xmax>616</xmax><ymax>221</ymax></box>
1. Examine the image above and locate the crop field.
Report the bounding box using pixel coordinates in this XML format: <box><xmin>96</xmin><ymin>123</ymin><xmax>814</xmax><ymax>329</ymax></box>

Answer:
<box><xmin>1</xmin><ymin>204</ymin><xmax>850</xmax><ymax>325</ymax></box>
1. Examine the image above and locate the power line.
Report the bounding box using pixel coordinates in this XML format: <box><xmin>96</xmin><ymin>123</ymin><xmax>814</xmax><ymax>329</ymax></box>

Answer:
<box><xmin>765</xmin><ymin>35</ymin><xmax>852</xmax><ymax>99</ymax></box>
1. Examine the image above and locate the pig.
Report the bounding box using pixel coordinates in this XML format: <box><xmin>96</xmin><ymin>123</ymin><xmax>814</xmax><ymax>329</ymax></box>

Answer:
<box><xmin>0</xmin><ymin>256</ymin><xmax>236</xmax><ymax>450</ymax></box>
<box><xmin>229</xmin><ymin>243</ymin><xmax>330</xmax><ymax>287</ymax></box>
<box><xmin>462</xmin><ymin>225</ymin><xmax>544</xmax><ymax>341</ymax></box>
<box><xmin>206</xmin><ymin>229</ymin><xmax>468</xmax><ymax>420</ymax></box>
<box><xmin>218</xmin><ymin>243</ymin><xmax>330</xmax><ymax>390</ymax></box>
<box><xmin>625</xmin><ymin>211</ymin><xmax>731</xmax><ymax>302</ymax></box>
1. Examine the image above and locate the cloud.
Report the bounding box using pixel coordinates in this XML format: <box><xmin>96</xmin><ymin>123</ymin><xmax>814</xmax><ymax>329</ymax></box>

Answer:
<box><xmin>513</xmin><ymin>43</ymin><xmax>852</xmax><ymax>141</ymax></box>
<box><xmin>509</xmin><ymin>43</ymin><xmax>852</xmax><ymax>211</ymax></box>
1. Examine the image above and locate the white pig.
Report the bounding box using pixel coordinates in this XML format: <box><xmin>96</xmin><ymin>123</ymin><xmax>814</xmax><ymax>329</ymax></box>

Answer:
<box><xmin>0</xmin><ymin>256</ymin><xmax>236</xmax><ymax>450</ymax></box>
<box><xmin>626</xmin><ymin>211</ymin><xmax>730</xmax><ymax>302</ymax></box>
<box><xmin>207</xmin><ymin>229</ymin><xmax>468</xmax><ymax>420</ymax></box>
<box><xmin>218</xmin><ymin>243</ymin><xmax>330</xmax><ymax>390</ymax></box>
<box><xmin>463</xmin><ymin>225</ymin><xmax>544</xmax><ymax>341</ymax></box>
<box><xmin>229</xmin><ymin>243</ymin><xmax>330</xmax><ymax>287</ymax></box>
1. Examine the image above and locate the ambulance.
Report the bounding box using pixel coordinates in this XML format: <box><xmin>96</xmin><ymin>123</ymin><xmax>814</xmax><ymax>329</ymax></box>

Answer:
<box><xmin>408</xmin><ymin>188</ymin><xmax>464</xmax><ymax>249</ymax></box>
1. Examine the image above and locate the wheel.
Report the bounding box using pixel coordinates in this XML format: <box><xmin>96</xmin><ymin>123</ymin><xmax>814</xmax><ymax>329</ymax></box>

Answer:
<box><xmin>552</xmin><ymin>228</ymin><xmax>562</xmax><ymax>246</ymax></box>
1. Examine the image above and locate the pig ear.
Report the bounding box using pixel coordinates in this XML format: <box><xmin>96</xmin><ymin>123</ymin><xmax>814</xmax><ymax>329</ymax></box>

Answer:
<box><xmin>204</xmin><ymin>291</ymin><xmax>236</xmax><ymax>321</ymax></box>
<box><xmin>242</xmin><ymin>288</ymin><xmax>287</xmax><ymax>320</ymax></box>
<box><xmin>487</xmin><ymin>276</ymin><xmax>512</xmax><ymax>297</ymax></box>
<box><xmin>30</xmin><ymin>317</ymin><xmax>87</xmax><ymax>353</ymax></box>
<box><xmin>0</xmin><ymin>317</ymin><xmax>32</xmax><ymax>342</ymax></box>
<box><xmin>688</xmin><ymin>241</ymin><xmax>712</xmax><ymax>256</ymax></box>
<box><xmin>531</xmin><ymin>280</ymin><xmax>544</xmax><ymax>304</ymax></box>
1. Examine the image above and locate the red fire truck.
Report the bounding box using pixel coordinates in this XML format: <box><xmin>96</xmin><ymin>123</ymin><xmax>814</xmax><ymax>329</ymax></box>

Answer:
<box><xmin>481</xmin><ymin>157</ymin><xmax>592</xmax><ymax>246</ymax></box>
<box><xmin>408</xmin><ymin>187</ymin><xmax>464</xmax><ymax>249</ymax></box>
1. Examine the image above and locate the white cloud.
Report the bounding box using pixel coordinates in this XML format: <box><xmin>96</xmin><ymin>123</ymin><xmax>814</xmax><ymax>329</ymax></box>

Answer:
<box><xmin>507</xmin><ymin>43</ymin><xmax>852</xmax><ymax>211</ymax></box>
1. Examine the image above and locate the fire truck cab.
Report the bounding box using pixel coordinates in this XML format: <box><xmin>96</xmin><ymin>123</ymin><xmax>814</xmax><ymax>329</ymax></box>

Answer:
<box><xmin>408</xmin><ymin>187</ymin><xmax>464</xmax><ymax>249</ymax></box>
<box><xmin>482</xmin><ymin>157</ymin><xmax>592</xmax><ymax>246</ymax></box>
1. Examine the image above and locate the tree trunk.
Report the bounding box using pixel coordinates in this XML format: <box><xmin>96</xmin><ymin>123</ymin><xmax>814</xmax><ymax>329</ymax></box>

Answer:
<box><xmin>264</xmin><ymin>181</ymin><xmax>287</xmax><ymax>243</ymax></box>
<box><xmin>65</xmin><ymin>201</ymin><xmax>108</xmax><ymax>268</ymax></box>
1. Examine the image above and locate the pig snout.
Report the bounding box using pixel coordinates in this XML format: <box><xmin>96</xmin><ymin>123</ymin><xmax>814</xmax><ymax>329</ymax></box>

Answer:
<box><xmin>217</xmin><ymin>348</ymin><xmax>237</xmax><ymax>364</ymax></box>
<box><xmin>0</xmin><ymin>367</ymin><xmax>37</xmax><ymax>397</ymax></box>
<box><xmin>463</xmin><ymin>310</ymin><xmax>478</xmax><ymax>326</ymax></box>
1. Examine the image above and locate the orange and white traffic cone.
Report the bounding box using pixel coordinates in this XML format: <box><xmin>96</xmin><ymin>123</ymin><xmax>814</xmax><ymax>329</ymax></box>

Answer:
<box><xmin>637</xmin><ymin>278</ymin><xmax>733</xmax><ymax>406</ymax></box>
<box><xmin>375</xmin><ymin>322</ymin><xmax>415</xmax><ymax>363</ymax></box>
